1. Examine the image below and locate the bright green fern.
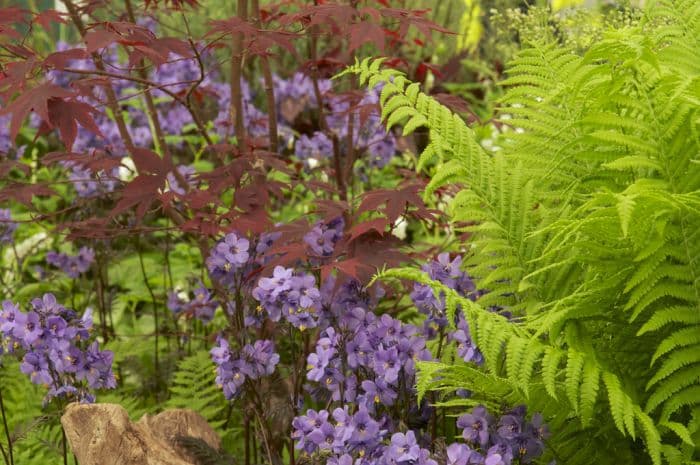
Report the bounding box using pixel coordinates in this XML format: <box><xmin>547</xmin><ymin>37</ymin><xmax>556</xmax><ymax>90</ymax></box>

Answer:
<box><xmin>352</xmin><ymin>1</ymin><xmax>700</xmax><ymax>463</ymax></box>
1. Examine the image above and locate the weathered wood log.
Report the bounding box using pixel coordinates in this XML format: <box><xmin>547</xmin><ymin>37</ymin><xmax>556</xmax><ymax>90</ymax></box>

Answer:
<box><xmin>61</xmin><ymin>403</ymin><xmax>221</xmax><ymax>465</ymax></box>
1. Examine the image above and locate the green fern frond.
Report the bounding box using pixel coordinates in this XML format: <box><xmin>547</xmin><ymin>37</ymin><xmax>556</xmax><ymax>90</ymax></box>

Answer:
<box><xmin>166</xmin><ymin>351</ymin><xmax>228</xmax><ymax>431</ymax></box>
<box><xmin>355</xmin><ymin>11</ymin><xmax>700</xmax><ymax>458</ymax></box>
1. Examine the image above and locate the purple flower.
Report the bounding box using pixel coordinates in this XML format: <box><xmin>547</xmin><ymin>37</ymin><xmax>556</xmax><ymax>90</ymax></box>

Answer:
<box><xmin>166</xmin><ymin>165</ymin><xmax>197</xmax><ymax>196</ymax></box>
<box><xmin>292</xmin><ymin>409</ymin><xmax>333</xmax><ymax>454</ymax></box>
<box><xmin>387</xmin><ymin>431</ymin><xmax>421</xmax><ymax>463</ymax></box>
<box><xmin>526</xmin><ymin>413</ymin><xmax>550</xmax><ymax>440</ymax></box>
<box><xmin>167</xmin><ymin>291</ymin><xmax>185</xmax><ymax>314</ymax></box>
<box><xmin>304</xmin><ymin>225</ymin><xmax>337</xmax><ymax>256</ymax></box>
<box><xmin>348</xmin><ymin>407</ymin><xmax>382</xmax><ymax>449</ymax></box>
<box><xmin>242</xmin><ymin>339</ymin><xmax>280</xmax><ymax>377</ymax></box>
<box><xmin>30</xmin><ymin>293</ymin><xmax>63</xmax><ymax>316</ymax></box>
<box><xmin>255</xmin><ymin>266</ymin><xmax>293</xmax><ymax>300</ymax></box>
<box><xmin>81</xmin><ymin>341</ymin><xmax>116</xmax><ymax>389</ymax></box>
<box><xmin>458</xmin><ymin>406</ymin><xmax>491</xmax><ymax>446</ymax></box>
<box><xmin>20</xmin><ymin>352</ymin><xmax>52</xmax><ymax>385</ymax></box>
<box><xmin>216</xmin><ymin>359</ymin><xmax>247</xmax><ymax>400</ymax></box>
<box><xmin>496</xmin><ymin>414</ymin><xmax>522</xmax><ymax>441</ymax></box>
<box><xmin>361</xmin><ymin>379</ymin><xmax>396</xmax><ymax>406</ymax></box>
<box><xmin>485</xmin><ymin>453</ymin><xmax>506</xmax><ymax>465</ymax></box>
<box><xmin>210</xmin><ymin>337</ymin><xmax>232</xmax><ymax>365</ymax></box>
<box><xmin>308</xmin><ymin>421</ymin><xmax>337</xmax><ymax>450</ymax></box>
<box><xmin>207</xmin><ymin>232</ymin><xmax>250</xmax><ymax>284</ymax></box>
<box><xmin>451</xmin><ymin>318</ymin><xmax>483</xmax><ymax>365</ymax></box>
<box><xmin>374</xmin><ymin>346</ymin><xmax>400</xmax><ymax>384</ymax></box>
<box><xmin>63</xmin><ymin>345</ymin><xmax>86</xmax><ymax>375</ymax></box>
<box><xmin>48</xmin><ymin>339</ymin><xmax>71</xmax><ymax>371</ymax></box>
<box><xmin>0</xmin><ymin>300</ymin><xmax>26</xmax><ymax>338</ymax></box>
<box><xmin>446</xmin><ymin>443</ymin><xmax>473</xmax><ymax>465</ymax></box>
<box><xmin>256</xmin><ymin>231</ymin><xmax>281</xmax><ymax>256</ymax></box>
<box><xmin>45</xmin><ymin>316</ymin><xmax>67</xmax><ymax>339</ymax></box>
<box><xmin>46</xmin><ymin>248</ymin><xmax>94</xmax><ymax>278</ymax></box>
<box><xmin>21</xmin><ymin>312</ymin><xmax>43</xmax><ymax>346</ymax></box>
<box><xmin>307</xmin><ymin>347</ymin><xmax>334</xmax><ymax>382</ymax></box>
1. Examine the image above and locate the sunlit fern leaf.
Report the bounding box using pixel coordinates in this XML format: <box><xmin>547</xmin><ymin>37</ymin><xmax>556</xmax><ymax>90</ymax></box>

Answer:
<box><xmin>166</xmin><ymin>351</ymin><xmax>228</xmax><ymax>432</ymax></box>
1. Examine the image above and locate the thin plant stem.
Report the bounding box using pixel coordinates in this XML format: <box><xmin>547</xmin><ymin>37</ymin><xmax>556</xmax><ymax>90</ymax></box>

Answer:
<box><xmin>251</xmin><ymin>0</ymin><xmax>278</xmax><ymax>153</ymax></box>
<box><xmin>137</xmin><ymin>241</ymin><xmax>160</xmax><ymax>383</ymax></box>
<box><xmin>0</xmin><ymin>386</ymin><xmax>13</xmax><ymax>465</ymax></box>
<box><xmin>230</xmin><ymin>0</ymin><xmax>249</xmax><ymax>147</ymax></box>
<box><xmin>244</xmin><ymin>415</ymin><xmax>250</xmax><ymax>465</ymax></box>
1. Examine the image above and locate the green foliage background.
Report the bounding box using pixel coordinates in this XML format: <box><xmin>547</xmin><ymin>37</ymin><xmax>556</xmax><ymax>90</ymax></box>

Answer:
<box><xmin>2</xmin><ymin>0</ymin><xmax>695</xmax><ymax>464</ymax></box>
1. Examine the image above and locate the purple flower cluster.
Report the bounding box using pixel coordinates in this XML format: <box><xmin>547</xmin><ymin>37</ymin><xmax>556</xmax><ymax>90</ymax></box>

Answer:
<box><xmin>252</xmin><ymin>266</ymin><xmax>322</xmax><ymax>330</ymax></box>
<box><xmin>451</xmin><ymin>405</ymin><xmax>549</xmax><ymax>465</ymax></box>
<box><xmin>210</xmin><ymin>337</ymin><xmax>280</xmax><ymax>400</ymax></box>
<box><xmin>206</xmin><ymin>231</ymin><xmax>252</xmax><ymax>289</ymax></box>
<box><xmin>292</xmin><ymin>407</ymin><xmax>387</xmax><ymax>460</ymax></box>
<box><xmin>410</xmin><ymin>253</ymin><xmax>484</xmax><ymax>363</ymax></box>
<box><xmin>293</xmin><ymin>407</ymin><xmax>438</xmax><ymax>465</ymax></box>
<box><xmin>295</xmin><ymin>131</ymin><xmax>334</xmax><ymax>168</ymax></box>
<box><xmin>411</xmin><ymin>253</ymin><xmax>477</xmax><ymax>326</ymax></box>
<box><xmin>166</xmin><ymin>165</ymin><xmax>197</xmax><ymax>196</ymax></box>
<box><xmin>305</xmin><ymin>311</ymin><xmax>432</xmax><ymax>406</ymax></box>
<box><xmin>0</xmin><ymin>294</ymin><xmax>116</xmax><ymax>403</ymax></box>
<box><xmin>0</xmin><ymin>208</ymin><xmax>17</xmax><ymax>244</ymax></box>
<box><xmin>273</xmin><ymin>72</ymin><xmax>331</xmax><ymax>124</ymax></box>
<box><xmin>46</xmin><ymin>246</ymin><xmax>95</xmax><ymax>278</ymax></box>
<box><xmin>67</xmin><ymin>164</ymin><xmax>120</xmax><ymax>198</ymax></box>
<box><xmin>304</xmin><ymin>217</ymin><xmax>345</xmax><ymax>257</ymax></box>
<box><xmin>292</xmin><ymin>404</ymin><xmax>548</xmax><ymax>465</ymax></box>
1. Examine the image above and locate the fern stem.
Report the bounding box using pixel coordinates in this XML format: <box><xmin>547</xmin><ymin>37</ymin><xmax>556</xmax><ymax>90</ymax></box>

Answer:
<box><xmin>0</xmin><ymin>386</ymin><xmax>11</xmax><ymax>465</ymax></box>
<box><xmin>254</xmin><ymin>411</ymin><xmax>275</xmax><ymax>465</ymax></box>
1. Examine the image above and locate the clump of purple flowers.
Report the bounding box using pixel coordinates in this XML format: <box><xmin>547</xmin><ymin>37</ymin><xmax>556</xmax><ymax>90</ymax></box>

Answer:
<box><xmin>410</xmin><ymin>253</ymin><xmax>484</xmax><ymax>363</ymax></box>
<box><xmin>450</xmin><ymin>405</ymin><xmax>549</xmax><ymax>465</ymax></box>
<box><xmin>0</xmin><ymin>293</ymin><xmax>116</xmax><ymax>404</ymax></box>
<box><xmin>0</xmin><ymin>208</ymin><xmax>17</xmax><ymax>244</ymax></box>
<box><xmin>210</xmin><ymin>337</ymin><xmax>280</xmax><ymax>400</ymax></box>
<box><xmin>295</xmin><ymin>132</ymin><xmax>334</xmax><ymax>168</ymax></box>
<box><xmin>304</xmin><ymin>217</ymin><xmax>345</xmax><ymax>257</ymax></box>
<box><xmin>206</xmin><ymin>232</ymin><xmax>251</xmax><ymax>287</ymax></box>
<box><xmin>411</xmin><ymin>253</ymin><xmax>477</xmax><ymax>327</ymax></box>
<box><xmin>304</xmin><ymin>311</ymin><xmax>432</xmax><ymax>406</ymax></box>
<box><xmin>46</xmin><ymin>246</ymin><xmax>95</xmax><ymax>278</ymax></box>
<box><xmin>252</xmin><ymin>266</ymin><xmax>322</xmax><ymax>330</ymax></box>
<box><xmin>292</xmin><ymin>407</ymin><xmax>438</xmax><ymax>465</ymax></box>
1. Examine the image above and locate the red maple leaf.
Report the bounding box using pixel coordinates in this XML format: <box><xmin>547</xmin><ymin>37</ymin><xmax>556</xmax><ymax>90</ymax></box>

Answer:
<box><xmin>33</xmin><ymin>9</ymin><xmax>66</xmax><ymax>30</ymax></box>
<box><xmin>357</xmin><ymin>183</ymin><xmax>437</xmax><ymax>224</ymax></box>
<box><xmin>47</xmin><ymin>98</ymin><xmax>103</xmax><ymax>150</ymax></box>
<box><xmin>348</xmin><ymin>20</ymin><xmax>385</xmax><ymax>53</ymax></box>
<box><xmin>43</xmin><ymin>48</ymin><xmax>89</xmax><ymax>70</ymax></box>
<box><xmin>0</xmin><ymin>83</ymin><xmax>73</xmax><ymax>143</ymax></box>
<box><xmin>0</xmin><ymin>182</ymin><xmax>56</xmax><ymax>208</ymax></box>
